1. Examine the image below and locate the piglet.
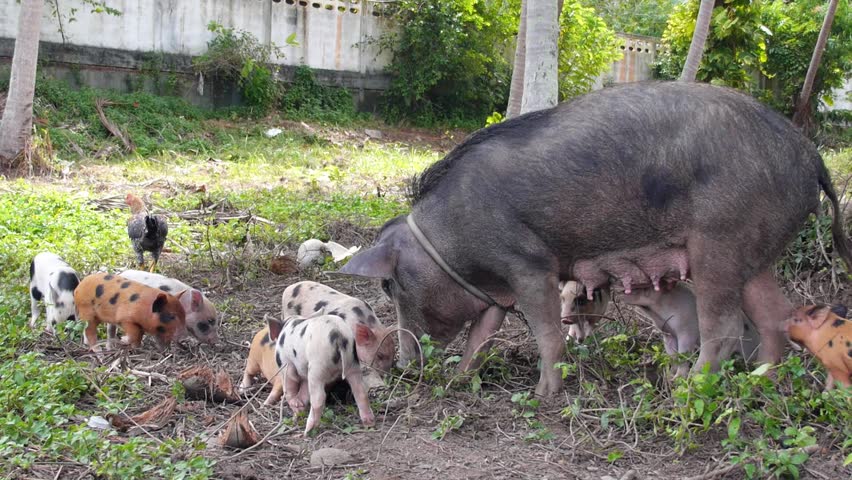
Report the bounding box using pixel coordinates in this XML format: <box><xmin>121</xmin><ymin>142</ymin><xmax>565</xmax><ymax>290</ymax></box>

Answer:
<box><xmin>29</xmin><ymin>252</ymin><xmax>80</xmax><ymax>333</ymax></box>
<box><xmin>560</xmin><ymin>281</ymin><xmax>610</xmax><ymax>342</ymax></box>
<box><xmin>282</xmin><ymin>281</ymin><xmax>395</xmax><ymax>374</ymax></box>
<box><xmin>118</xmin><ymin>270</ymin><xmax>219</xmax><ymax>345</ymax></box>
<box><xmin>619</xmin><ymin>283</ymin><xmax>759</xmax><ymax>377</ymax></box>
<box><xmin>267</xmin><ymin>312</ymin><xmax>375</xmax><ymax>435</ymax></box>
<box><xmin>562</xmin><ymin>281</ymin><xmax>759</xmax><ymax>377</ymax></box>
<box><xmin>74</xmin><ymin>272</ymin><xmax>187</xmax><ymax>351</ymax></box>
<box><xmin>240</xmin><ymin>326</ymin><xmax>285</xmax><ymax>405</ymax></box>
<box><xmin>788</xmin><ymin>304</ymin><xmax>852</xmax><ymax>390</ymax></box>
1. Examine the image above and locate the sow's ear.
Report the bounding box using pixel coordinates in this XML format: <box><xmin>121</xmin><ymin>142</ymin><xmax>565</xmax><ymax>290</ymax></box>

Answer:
<box><xmin>338</xmin><ymin>242</ymin><xmax>397</xmax><ymax>279</ymax></box>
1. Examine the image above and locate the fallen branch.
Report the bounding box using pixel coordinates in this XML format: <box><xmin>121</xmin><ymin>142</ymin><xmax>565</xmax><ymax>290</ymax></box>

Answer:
<box><xmin>95</xmin><ymin>99</ymin><xmax>135</xmax><ymax>152</ymax></box>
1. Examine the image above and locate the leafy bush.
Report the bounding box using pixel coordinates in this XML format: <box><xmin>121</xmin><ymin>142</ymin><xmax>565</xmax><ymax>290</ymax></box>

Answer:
<box><xmin>655</xmin><ymin>0</ymin><xmax>852</xmax><ymax>121</ymax></box>
<box><xmin>655</xmin><ymin>0</ymin><xmax>767</xmax><ymax>90</ymax></box>
<box><xmin>193</xmin><ymin>22</ymin><xmax>287</xmax><ymax>110</ymax></box>
<box><xmin>378</xmin><ymin>0</ymin><xmax>519</xmax><ymax>127</ymax></box>
<box><xmin>558</xmin><ymin>0</ymin><xmax>622</xmax><ymax>99</ymax></box>
<box><xmin>280</xmin><ymin>66</ymin><xmax>362</xmax><ymax>123</ymax></box>
<box><xmin>581</xmin><ymin>0</ymin><xmax>678</xmax><ymax>37</ymax></box>
<box><xmin>761</xmin><ymin>0</ymin><xmax>852</xmax><ymax>118</ymax></box>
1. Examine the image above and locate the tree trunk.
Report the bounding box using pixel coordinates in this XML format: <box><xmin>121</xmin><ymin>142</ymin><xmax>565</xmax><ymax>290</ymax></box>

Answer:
<box><xmin>679</xmin><ymin>0</ymin><xmax>715</xmax><ymax>82</ymax></box>
<box><xmin>520</xmin><ymin>0</ymin><xmax>559</xmax><ymax>114</ymax></box>
<box><xmin>506</xmin><ymin>0</ymin><xmax>528</xmax><ymax>119</ymax></box>
<box><xmin>792</xmin><ymin>0</ymin><xmax>838</xmax><ymax>134</ymax></box>
<box><xmin>0</xmin><ymin>0</ymin><xmax>45</xmax><ymax>163</ymax></box>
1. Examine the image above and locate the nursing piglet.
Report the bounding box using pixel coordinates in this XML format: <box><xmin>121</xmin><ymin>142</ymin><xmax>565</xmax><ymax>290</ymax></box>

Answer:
<box><xmin>118</xmin><ymin>270</ymin><xmax>219</xmax><ymax>345</ymax></box>
<box><xmin>29</xmin><ymin>252</ymin><xmax>80</xmax><ymax>333</ymax></box>
<box><xmin>267</xmin><ymin>313</ymin><xmax>375</xmax><ymax>435</ymax></box>
<box><xmin>282</xmin><ymin>281</ymin><xmax>395</xmax><ymax>374</ymax></box>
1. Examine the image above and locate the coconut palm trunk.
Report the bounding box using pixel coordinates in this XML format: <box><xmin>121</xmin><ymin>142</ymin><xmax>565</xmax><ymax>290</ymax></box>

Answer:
<box><xmin>792</xmin><ymin>0</ymin><xmax>839</xmax><ymax>134</ymax></box>
<box><xmin>679</xmin><ymin>0</ymin><xmax>715</xmax><ymax>82</ymax></box>
<box><xmin>506</xmin><ymin>0</ymin><xmax>528</xmax><ymax>119</ymax></box>
<box><xmin>520</xmin><ymin>0</ymin><xmax>559</xmax><ymax>114</ymax></box>
<box><xmin>0</xmin><ymin>0</ymin><xmax>45</xmax><ymax>164</ymax></box>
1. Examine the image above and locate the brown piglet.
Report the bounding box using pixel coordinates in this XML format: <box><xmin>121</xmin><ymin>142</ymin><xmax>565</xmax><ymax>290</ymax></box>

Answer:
<box><xmin>240</xmin><ymin>326</ymin><xmax>284</xmax><ymax>405</ymax></box>
<box><xmin>75</xmin><ymin>272</ymin><xmax>187</xmax><ymax>351</ymax></box>
<box><xmin>788</xmin><ymin>304</ymin><xmax>852</xmax><ymax>390</ymax></box>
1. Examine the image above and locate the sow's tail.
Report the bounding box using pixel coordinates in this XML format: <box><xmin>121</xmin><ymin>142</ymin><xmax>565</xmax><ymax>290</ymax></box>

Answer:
<box><xmin>817</xmin><ymin>160</ymin><xmax>852</xmax><ymax>271</ymax></box>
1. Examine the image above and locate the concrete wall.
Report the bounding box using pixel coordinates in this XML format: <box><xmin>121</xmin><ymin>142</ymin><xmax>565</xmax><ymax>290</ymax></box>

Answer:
<box><xmin>593</xmin><ymin>33</ymin><xmax>661</xmax><ymax>89</ymax></box>
<box><xmin>0</xmin><ymin>0</ymin><xmax>393</xmax><ymax>109</ymax></box>
<box><xmin>0</xmin><ymin>0</ymin><xmax>393</xmax><ymax>73</ymax></box>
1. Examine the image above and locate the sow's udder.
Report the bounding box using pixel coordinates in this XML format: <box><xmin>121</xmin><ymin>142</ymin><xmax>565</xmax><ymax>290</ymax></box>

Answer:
<box><xmin>572</xmin><ymin>247</ymin><xmax>688</xmax><ymax>299</ymax></box>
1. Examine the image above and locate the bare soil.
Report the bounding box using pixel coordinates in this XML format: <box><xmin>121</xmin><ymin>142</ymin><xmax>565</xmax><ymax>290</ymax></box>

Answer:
<box><xmin>24</xmin><ymin>243</ymin><xmax>849</xmax><ymax>480</ymax></box>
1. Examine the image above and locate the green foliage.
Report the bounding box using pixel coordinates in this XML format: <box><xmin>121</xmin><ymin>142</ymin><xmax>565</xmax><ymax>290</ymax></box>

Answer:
<box><xmin>280</xmin><ymin>66</ymin><xmax>363</xmax><ymax>123</ymax></box>
<box><xmin>761</xmin><ymin>0</ymin><xmax>852</xmax><ymax>118</ymax></box>
<box><xmin>34</xmin><ymin>78</ymin><xmax>213</xmax><ymax>158</ymax></box>
<box><xmin>581</xmin><ymin>0</ymin><xmax>678</xmax><ymax>37</ymax></box>
<box><xmin>655</xmin><ymin>0</ymin><xmax>767</xmax><ymax>90</ymax></box>
<box><xmin>558</xmin><ymin>0</ymin><xmax>623</xmax><ymax>100</ymax></box>
<box><xmin>655</xmin><ymin>0</ymin><xmax>852</xmax><ymax>121</ymax></box>
<box><xmin>378</xmin><ymin>0</ymin><xmax>518</xmax><ymax>127</ymax></box>
<box><xmin>193</xmin><ymin>22</ymin><xmax>287</xmax><ymax>110</ymax></box>
<box><xmin>432</xmin><ymin>412</ymin><xmax>465</xmax><ymax>440</ymax></box>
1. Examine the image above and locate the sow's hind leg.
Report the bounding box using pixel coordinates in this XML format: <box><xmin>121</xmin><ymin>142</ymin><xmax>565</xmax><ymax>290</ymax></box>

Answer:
<box><xmin>742</xmin><ymin>269</ymin><xmax>792</xmax><ymax>365</ymax></box>
<box><xmin>688</xmin><ymin>235</ymin><xmax>746</xmax><ymax>373</ymax></box>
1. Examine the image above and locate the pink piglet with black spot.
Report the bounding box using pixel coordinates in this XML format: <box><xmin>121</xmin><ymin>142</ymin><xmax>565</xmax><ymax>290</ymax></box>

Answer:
<box><xmin>267</xmin><ymin>312</ymin><xmax>375</xmax><ymax>435</ymax></box>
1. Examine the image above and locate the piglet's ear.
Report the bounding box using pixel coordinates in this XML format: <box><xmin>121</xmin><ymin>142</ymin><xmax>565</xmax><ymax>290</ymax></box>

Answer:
<box><xmin>152</xmin><ymin>293</ymin><xmax>168</xmax><ymax>313</ymax></box>
<box><xmin>830</xmin><ymin>303</ymin><xmax>848</xmax><ymax>319</ymax></box>
<box><xmin>354</xmin><ymin>323</ymin><xmax>374</xmax><ymax>345</ymax></box>
<box><xmin>338</xmin><ymin>243</ymin><xmax>397</xmax><ymax>279</ymax></box>
<box><xmin>805</xmin><ymin>304</ymin><xmax>831</xmax><ymax>330</ymax></box>
<box><xmin>190</xmin><ymin>290</ymin><xmax>203</xmax><ymax>311</ymax></box>
<box><xmin>266</xmin><ymin>314</ymin><xmax>285</xmax><ymax>341</ymax></box>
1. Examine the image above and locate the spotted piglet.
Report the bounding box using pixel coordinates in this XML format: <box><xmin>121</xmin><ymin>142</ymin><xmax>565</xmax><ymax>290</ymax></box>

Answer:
<box><xmin>788</xmin><ymin>304</ymin><xmax>852</xmax><ymax>390</ymax></box>
<box><xmin>267</xmin><ymin>312</ymin><xmax>375</xmax><ymax>435</ymax></box>
<box><xmin>282</xmin><ymin>281</ymin><xmax>395</xmax><ymax>374</ymax></box>
<box><xmin>240</xmin><ymin>325</ymin><xmax>285</xmax><ymax>405</ymax></box>
<box><xmin>29</xmin><ymin>252</ymin><xmax>81</xmax><ymax>333</ymax></box>
<box><xmin>74</xmin><ymin>273</ymin><xmax>187</xmax><ymax>351</ymax></box>
<box><xmin>118</xmin><ymin>270</ymin><xmax>219</xmax><ymax>345</ymax></box>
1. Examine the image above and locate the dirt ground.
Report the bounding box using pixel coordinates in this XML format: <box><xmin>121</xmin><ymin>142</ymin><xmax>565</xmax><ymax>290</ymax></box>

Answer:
<box><xmin>14</xmin><ymin>124</ymin><xmax>852</xmax><ymax>480</ymax></box>
<box><xmin>22</xmin><ymin>239</ymin><xmax>850</xmax><ymax>480</ymax></box>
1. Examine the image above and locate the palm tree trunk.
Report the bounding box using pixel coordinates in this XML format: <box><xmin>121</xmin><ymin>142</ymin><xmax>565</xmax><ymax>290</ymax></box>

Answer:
<box><xmin>520</xmin><ymin>0</ymin><xmax>559</xmax><ymax>114</ymax></box>
<box><xmin>0</xmin><ymin>0</ymin><xmax>45</xmax><ymax>163</ymax></box>
<box><xmin>506</xmin><ymin>0</ymin><xmax>527</xmax><ymax>119</ymax></box>
<box><xmin>679</xmin><ymin>0</ymin><xmax>715</xmax><ymax>82</ymax></box>
<box><xmin>792</xmin><ymin>0</ymin><xmax>838</xmax><ymax>133</ymax></box>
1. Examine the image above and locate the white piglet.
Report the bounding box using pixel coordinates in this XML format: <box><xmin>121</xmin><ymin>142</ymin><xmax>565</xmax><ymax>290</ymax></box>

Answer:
<box><xmin>118</xmin><ymin>270</ymin><xmax>219</xmax><ymax>344</ymax></box>
<box><xmin>266</xmin><ymin>312</ymin><xmax>375</xmax><ymax>436</ymax></box>
<box><xmin>29</xmin><ymin>252</ymin><xmax>80</xmax><ymax>333</ymax></box>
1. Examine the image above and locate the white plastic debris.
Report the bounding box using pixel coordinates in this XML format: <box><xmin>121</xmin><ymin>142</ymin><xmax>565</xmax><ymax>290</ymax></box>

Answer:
<box><xmin>264</xmin><ymin>128</ymin><xmax>283</xmax><ymax>138</ymax></box>
<box><xmin>297</xmin><ymin>239</ymin><xmax>361</xmax><ymax>269</ymax></box>
<box><xmin>87</xmin><ymin>415</ymin><xmax>111</xmax><ymax>430</ymax></box>
<box><xmin>324</xmin><ymin>241</ymin><xmax>361</xmax><ymax>262</ymax></box>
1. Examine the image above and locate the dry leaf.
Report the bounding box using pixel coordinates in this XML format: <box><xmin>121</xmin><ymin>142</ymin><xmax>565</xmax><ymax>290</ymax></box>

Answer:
<box><xmin>108</xmin><ymin>396</ymin><xmax>177</xmax><ymax>432</ymax></box>
<box><xmin>179</xmin><ymin>365</ymin><xmax>240</xmax><ymax>403</ymax></box>
<box><xmin>219</xmin><ymin>411</ymin><xmax>259</xmax><ymax>450</ymax></box>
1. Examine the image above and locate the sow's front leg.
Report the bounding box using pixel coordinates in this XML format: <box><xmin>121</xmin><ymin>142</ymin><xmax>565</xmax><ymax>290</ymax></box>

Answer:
<box><xmin>510</xmin><ymin>272</ymin><xmax>564</xmax><ymax>396</ymax></box>
<box><xmin>458</xmin><ymin>305</ymin><xmax>506</xmax><ymax>371</ymax></box>
<box><xmin>689</xmin><ymin>237</ymin><xmax>746</xmax><ymax>373</ymax></box>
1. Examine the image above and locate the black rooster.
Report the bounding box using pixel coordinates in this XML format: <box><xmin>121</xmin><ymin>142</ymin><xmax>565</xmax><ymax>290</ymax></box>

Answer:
<box><xmin>125</xmin><ymin>193</ymin><xmax>169</xmax><ymax>272</ymax></box>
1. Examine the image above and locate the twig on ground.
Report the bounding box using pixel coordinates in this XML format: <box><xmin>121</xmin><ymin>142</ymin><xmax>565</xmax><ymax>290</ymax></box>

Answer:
<box><xmin>682</xmin><ymin>444</ymin><xmax>820</xmax><ymax>480</ymax></box>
